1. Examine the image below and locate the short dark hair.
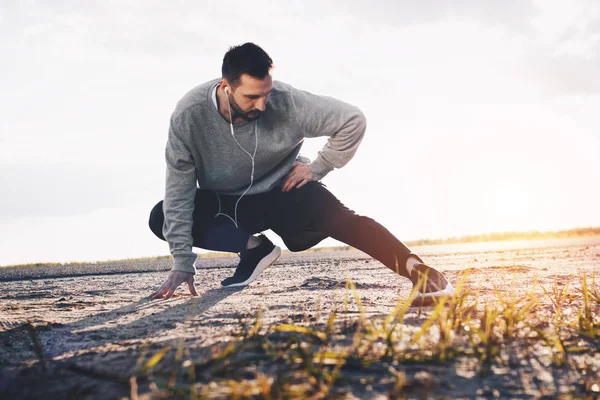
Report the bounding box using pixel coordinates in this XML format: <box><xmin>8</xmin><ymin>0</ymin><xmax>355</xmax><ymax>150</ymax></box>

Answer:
<box><xmin>222</xmin><ymin>43</ymin><xmax>273</xmax><ymax>86</ymax></box>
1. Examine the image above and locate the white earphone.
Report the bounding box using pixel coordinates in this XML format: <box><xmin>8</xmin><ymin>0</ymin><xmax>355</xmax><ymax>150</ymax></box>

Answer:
<box><xmin>224</xmin><ymin>86</ymin><xmax>236</xmax><ymax>137</ymax></box>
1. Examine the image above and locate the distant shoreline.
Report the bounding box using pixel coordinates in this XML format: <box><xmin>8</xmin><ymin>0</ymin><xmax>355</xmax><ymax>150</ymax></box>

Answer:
<box><xmin>3</xmin><ymin>226</ymin><xmax>599</xmax><ymax>269</ymax></box>
<box><xmin>404</xmin><ymin>226</ymin><xmax>600</xmax><ymax>246</ymax></box>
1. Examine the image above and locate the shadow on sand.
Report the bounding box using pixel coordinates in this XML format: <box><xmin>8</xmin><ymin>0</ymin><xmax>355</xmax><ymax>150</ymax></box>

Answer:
<box><xmin>0</xmin><ymin>286</ymin><xmax>247</xmax><ymax>396</ymax></box>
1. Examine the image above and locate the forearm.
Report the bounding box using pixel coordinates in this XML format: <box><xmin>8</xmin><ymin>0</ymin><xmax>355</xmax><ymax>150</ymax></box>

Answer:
<box><xmin>163</xmin><ymin>117</ymin><xmax>199</xmax><ymax>274</ymax></box>
<box><xmin>163</xmin><ymin>184</ymin><xmax>197</xmax><ymax>274</ymax></box>
<box><xmin>295</xmin><ymin>91</ymin><xmax>367</xmax><ymax>180</ymax></box>
<box><xmin>308</xmin><ymin>110</ymin><xmax>366</xmax><ymax>179</ymax></box>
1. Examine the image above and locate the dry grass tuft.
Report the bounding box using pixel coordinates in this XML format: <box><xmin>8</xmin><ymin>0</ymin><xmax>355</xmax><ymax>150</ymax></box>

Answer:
<box><xmin>116</xmin><ymin>271</ymin><xmax>600</xmax><ymax>399</ymax></box>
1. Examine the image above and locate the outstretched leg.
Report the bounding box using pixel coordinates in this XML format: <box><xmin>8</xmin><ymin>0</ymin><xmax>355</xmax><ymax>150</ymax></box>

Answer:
<box><xmin>267</xmin><ymin>182</ymin><xmax>419</xmax><ymax>277</ymax></box>
<box><xmin>267</xmin><ymin>182</ymin><xmax>455</xmax><ymax>303</ymax></box>
<box><xmin>328</xmin><ymin>214</ymin><xmax>420</xmax><ymax>278</ymax></box>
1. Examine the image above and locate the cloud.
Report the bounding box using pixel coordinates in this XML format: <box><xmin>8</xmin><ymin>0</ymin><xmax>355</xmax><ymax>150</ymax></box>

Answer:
<box><xmin>1</xmin><ymin>1</ymin><xmax>262</xmax><ymax>57</ymax></box>
<box><xmin>525</xmin><ymin>0</ymin><xmax>600</xmax><ymax>95</ymax></box>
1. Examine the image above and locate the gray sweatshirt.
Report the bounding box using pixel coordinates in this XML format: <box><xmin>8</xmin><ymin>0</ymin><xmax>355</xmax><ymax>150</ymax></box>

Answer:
<box><xmin>164</xmin><ymin>78</ymin><xmax>367</xmax><ymax>273</ymax></box>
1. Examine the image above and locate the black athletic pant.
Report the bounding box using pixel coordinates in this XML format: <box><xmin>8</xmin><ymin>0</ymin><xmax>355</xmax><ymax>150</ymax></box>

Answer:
<box><xmin>148</xmin><ymin>181</ymin><xmax>422</xmax><ymax>278</ymax></box>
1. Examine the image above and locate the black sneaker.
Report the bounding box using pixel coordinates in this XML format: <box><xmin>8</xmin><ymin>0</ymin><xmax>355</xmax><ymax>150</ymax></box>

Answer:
<box><xmin>221</xmin><ymin>235</ymin><xmax>281</xmax><ymax>287</ymax></box>
<box><xmin>409</xmin><ymin>263</ymin><xmax>455</xmax><ymax>306</ymax></box>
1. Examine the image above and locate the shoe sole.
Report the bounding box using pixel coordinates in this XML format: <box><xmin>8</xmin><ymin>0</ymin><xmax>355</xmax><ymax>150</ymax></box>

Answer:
<box><xmin>221</xmin><ymin>246</ymin><xmax>282</xmax><ymax>288</ymax></box>
<box><xmin>410</xmin><ymin>282</ymin><xmax>456</xmax><ymax>307</ymax></box>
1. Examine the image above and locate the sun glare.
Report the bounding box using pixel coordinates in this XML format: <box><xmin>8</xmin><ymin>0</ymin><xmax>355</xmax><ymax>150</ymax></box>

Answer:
<box><xmin>485</xmin><ymin>183</ymin><xmax>533</xmax><ymax>232</ymax></box>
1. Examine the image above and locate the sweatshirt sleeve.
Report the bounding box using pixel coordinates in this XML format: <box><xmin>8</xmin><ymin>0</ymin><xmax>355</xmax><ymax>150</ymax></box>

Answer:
<box><xmin>162</xmin><ymin>115</ymin><xmax>198</xmax><ymax>274</ymax></box>
<box><xmin>293</xmin><ymin>90</ymin><xmax>367</xmax><ymax>180</ymax></box>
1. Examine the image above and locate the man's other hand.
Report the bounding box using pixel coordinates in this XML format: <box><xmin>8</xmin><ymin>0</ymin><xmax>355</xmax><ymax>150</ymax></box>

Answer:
<box><xmin>282</xmin><ymin>162</ymin><xmax>315</xmax><ymax>192</ymax></box>
<box><xmin>151</xmin><ymin>270</ymin><xmax>199</xmax><ymax>299</ymax></box>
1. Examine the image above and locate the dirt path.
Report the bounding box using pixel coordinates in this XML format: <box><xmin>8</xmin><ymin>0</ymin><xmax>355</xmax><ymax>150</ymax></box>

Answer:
<box><xmin>1</xmin><ymin>238</ymin><xmax>599</xmax><ymax>399</ymax></box>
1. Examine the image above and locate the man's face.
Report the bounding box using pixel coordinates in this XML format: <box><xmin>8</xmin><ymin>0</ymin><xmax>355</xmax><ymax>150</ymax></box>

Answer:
<box><xmin>226</xmin><ymin>73</ymin><xmax>273</xmax><ymax>121</ymax></box>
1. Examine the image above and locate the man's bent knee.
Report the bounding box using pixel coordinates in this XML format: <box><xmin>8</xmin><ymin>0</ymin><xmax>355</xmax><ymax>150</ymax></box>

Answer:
<box><xmin>283</xmin><ymin>233</ymin><xmax>328</xmax><ymax>253</ymax></box>
<box><xmin>149</xmin><ymin>201</ymin><xmax>166</xmax><ymax>240</ymax></box>
<box><xmin>286</xmin><ymin>242</ymin><xmax>308</xmax><ymax>252</ymax></box>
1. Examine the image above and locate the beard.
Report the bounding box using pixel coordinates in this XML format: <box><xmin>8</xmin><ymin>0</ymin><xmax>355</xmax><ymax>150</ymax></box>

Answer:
<box><xmin>227</xmin><ymin>94</ymin><xmax>262</xmax><ymax>121</ymax></box>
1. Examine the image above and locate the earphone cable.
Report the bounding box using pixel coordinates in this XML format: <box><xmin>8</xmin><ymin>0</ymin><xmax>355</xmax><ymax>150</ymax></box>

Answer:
<box><xmin>214</xmin><ymin>89</ymin><xmax>258</xmax><ymax>229</ymax></box>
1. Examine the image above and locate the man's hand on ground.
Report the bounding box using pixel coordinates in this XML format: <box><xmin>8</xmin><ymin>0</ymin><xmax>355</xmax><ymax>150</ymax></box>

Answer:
<box><xmin>151</xmin><ymin>270</ymin><xmax>198</xmax><ymax>299</ymax></box>
<box><xmin>282</xmin><ymin>162</ymin><xmax>315</xmax><ymax>192</ymax></box>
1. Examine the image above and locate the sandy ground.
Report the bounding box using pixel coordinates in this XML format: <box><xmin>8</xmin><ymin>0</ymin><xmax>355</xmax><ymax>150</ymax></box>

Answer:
<box><xmin>1</xmin><ymin>237</ymin><xmax>599</xmax><ymax>399</ymax></box>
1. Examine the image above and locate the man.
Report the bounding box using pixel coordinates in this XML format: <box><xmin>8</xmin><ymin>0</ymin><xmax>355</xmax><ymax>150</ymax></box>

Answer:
<box><xmin>148</xmin><ymin>43</ymin><xmax>454</xmax><ymax>304</ymax></box>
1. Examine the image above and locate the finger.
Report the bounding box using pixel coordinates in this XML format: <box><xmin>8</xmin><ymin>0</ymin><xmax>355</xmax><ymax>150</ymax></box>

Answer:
<box><xmin>152</xmin><ymin>286</ymin><xmax>169</xmax><ymax>299</ymax></box>
<box><xmin>164</xmin><ymin>284</ymin><xmax>178</xmax><ymax>299</ymax></box>
<box><xmin>187</xmin><ymin>281</ymin><xmax>199</xmax><ymax>296</ymax></box>
<box><xmin>284</xmin><ymin>180</ymin><xmax>296</xmax><ymax>192</ymax></box>
<box><xmin>282</xmin><ymin>165</ymin><xmax>302</xmax><ymax>192</ymax></box>
<box><xmin>154</xmin><ymin>278</ymin><xmax>175</xmax><ymax>298</ymax></box>
<box><xmin>295</xmin><ymin>178</ymin><xmax>309</xmax><ymax>189</ymax></box>
<box><xmin>151</xmin><ymin>281</ymin><xmax>171</xmax><ymax>299</ymax></box>
<box><xmin>284</xmin><ymin>178</ymin><xmax>299</xmax><ymax>192</ymax></box>
<box><xmin>282</xmin><ymin>176</ymin><xmax>296</xmax><ymax>192</ymax></box>
<box><xmin>281</xmin><ymin>177</ymin><xmax>290</xmax><ymax>192</ymax></box>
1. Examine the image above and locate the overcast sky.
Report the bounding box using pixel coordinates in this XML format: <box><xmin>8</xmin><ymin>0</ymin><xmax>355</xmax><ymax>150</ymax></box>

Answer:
<box><xmin>1</xmin><ymin>0</ymin><xmax>599</xmax><ymax>266</ymax></box>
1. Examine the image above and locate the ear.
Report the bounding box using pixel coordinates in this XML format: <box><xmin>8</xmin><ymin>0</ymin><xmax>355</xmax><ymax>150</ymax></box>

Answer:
<box><xmin>221</xmin><ymin>79</ymin><xmax>231</xmax><ymax>95</ymax></box>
